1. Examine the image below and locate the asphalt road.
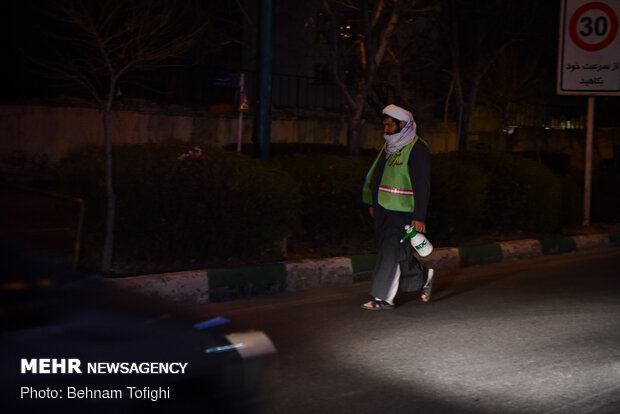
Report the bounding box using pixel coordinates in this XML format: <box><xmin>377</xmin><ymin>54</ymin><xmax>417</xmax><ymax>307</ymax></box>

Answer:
<box><xmin>194</xmin><ymin>247</ymin><xmax>620</xmax><ymax>414</ymax></box>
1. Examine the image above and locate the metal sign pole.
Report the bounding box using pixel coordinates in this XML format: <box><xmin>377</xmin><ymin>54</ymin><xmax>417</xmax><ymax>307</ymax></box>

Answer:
<box><xmin>253</xmin><ymin>0</ymin><xmax>273</xmax><ymax>162</ymax></box>
<box><xmin>583</xmin><ymin>96</ymin><xmax>595</xmax><ymax>226</ymax></box>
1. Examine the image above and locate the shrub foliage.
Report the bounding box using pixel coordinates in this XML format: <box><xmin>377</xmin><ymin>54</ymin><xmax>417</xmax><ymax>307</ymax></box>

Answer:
<box><xmin>54</xmin><ymin>141</ymin><xmax>617</xmax><ymax>272</ymax></box>
<box><xmin>55</xmin><ymin>141</ymin><xmax>300</xmax><ymax>273</ymax></box>
<box><xmin>272</xmin><ymin>154</ymin><xmax>375</xmax><ymax>252</ymax></box>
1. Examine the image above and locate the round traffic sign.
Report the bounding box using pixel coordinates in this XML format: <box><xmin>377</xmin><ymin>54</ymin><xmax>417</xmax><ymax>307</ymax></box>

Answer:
<box><xmin>569</xmin><ymin>1</ymin><xmax>619</xmax><ymax>51</ymax></box>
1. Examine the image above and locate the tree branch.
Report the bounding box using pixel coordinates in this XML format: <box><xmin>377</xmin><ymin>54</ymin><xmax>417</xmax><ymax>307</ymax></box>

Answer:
<box><xmin>372</xmin><ymin>0</ymin><xmax>401</xmax><ymax>71</ymax></box>
<box><xmin>323</xmin><ymin>0</ymin><xmax>356</xmax><ymax>109</ymax></box>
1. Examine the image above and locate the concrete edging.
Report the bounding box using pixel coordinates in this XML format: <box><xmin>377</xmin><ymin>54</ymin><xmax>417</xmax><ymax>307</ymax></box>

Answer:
<box><xmin>108</xmin><ymin>233</ymin><xmax>620</xmax><ymax>305</ymax></box>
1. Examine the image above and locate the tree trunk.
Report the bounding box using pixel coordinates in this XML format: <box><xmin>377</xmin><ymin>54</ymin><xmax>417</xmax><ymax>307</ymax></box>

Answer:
<box><xmin>347</xmin><ymin>114</ymin><xmax>362</xmax><ymax>156</ymax></box>
<box><xmin>451</xmin><ymin>66</ymin><xmax>466</xmax><ymax>151</ymax></box>
<box><xmin>458</xmin><ymin>108</ymin><xmax>471</xmax><ymax>151</ymax></box>
<box><xmin>458</xmin><ymin>71</ymin><xmax>482</xmax><ymax>151</ymax></box>
<box><xmin>323</xmin><ymin>0</ymin><xmax>400</xmax><ymax>157</ymax></box>
<box><xmin>347</xmin><ymin>99</ymin><xmax>366</xmax><ymax>156</ymax></box>
<box><xmin>101</xmin><ymin>84</ymin><xmax>116</xmax><ymax>273</ymax></box>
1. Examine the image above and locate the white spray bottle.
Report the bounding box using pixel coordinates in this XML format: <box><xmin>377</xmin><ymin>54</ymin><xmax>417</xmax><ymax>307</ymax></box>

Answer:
<box><xmin>400</xmin><ymin>225</ymin><xmax>433</xmax><ymax>257</ymax></box>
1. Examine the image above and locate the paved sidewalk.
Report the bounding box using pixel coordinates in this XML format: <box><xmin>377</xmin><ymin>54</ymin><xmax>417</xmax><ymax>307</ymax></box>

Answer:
<box><xmin>108</xmin><ymin>232</ymin><xmax>620</xmax><ymax>305</ymax></box>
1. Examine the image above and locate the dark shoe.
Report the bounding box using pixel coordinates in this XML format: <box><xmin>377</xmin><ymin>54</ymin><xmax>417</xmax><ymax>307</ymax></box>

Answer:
<box><xmin>361</xmin><ymin>299</ymin><xmax>395</xmax><ymax>310</ymax></box>
<box><xmin>421</xmin><ymin>268</ymin><xmax>435</xmax><ymax>302</ymax></box>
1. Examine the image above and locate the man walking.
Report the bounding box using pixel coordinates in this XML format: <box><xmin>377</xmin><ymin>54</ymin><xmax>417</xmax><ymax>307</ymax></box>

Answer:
<box><xmin>361</xmin><ymin>104</ymin><xmax>434</xmax><ymax>310</ymax></box>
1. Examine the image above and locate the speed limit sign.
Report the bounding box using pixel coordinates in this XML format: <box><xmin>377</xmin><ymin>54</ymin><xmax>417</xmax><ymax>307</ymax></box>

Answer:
<box><xmin>558</xmin><ymin>0</ymin><xmax>620</xmax><ymax>95</ymax></box>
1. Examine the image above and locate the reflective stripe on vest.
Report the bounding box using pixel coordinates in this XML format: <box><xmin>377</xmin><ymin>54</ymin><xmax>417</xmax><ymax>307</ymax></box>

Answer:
<box><xmin>378</xmin><ymin>186</ymin><xmax>414</xmax><ymax>196</ymax></box>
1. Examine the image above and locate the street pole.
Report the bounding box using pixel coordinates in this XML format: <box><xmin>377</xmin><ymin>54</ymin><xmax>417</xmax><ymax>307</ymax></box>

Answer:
<box><xmin>583</xmin><ymin>96</ymin><xmax>595</xmax><ymax>226</ymax></box>
<box><xmin>253</xmin><ymin>0</ymin><xmax>272</xmax><ymax>162</ymax></box>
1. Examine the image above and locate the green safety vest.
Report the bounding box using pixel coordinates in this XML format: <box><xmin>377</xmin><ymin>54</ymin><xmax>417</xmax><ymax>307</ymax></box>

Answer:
<box><xmin>362</xmin><ymin>136</ymin><xmax>424</xmax><ymax>213</ymax></box>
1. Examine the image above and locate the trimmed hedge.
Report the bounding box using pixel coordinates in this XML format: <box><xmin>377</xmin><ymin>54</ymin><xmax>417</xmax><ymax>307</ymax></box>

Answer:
<box><xmin>592</xmin><ymin>168</ymin><xmax>620</xmax><ymax>222</ymax></box>
<box><xmin>452</xmin><ymin>151</ymin><xmax>563</xmax><ymax>234</ymax></box>
<box><xmin>427</xmin><ymin>154</ymin><xmax>489</xmax><ymax>245</ymax></box>
<box><xmin>52</xmin><ymin>141</ymin><xmax>618</xmax><ymax>272</ymax></box>
<box><xmin>273</xmin><ymin>149</ymin><xmax>566</xmax><ymax>250</ymax></box>
<box><xmin>55</xmin><ymin>141</ymin><xmax>301</xmax><ymax>273</ymax></box>
<box><xmin>286</xmin><ymin>150</ymin><xmax>617</xmax><ymax>249</ymax></box>
<box><xmin>560</xmin><ymin>169</ymin><xmax>584</xmax><ymax>226</ymax></box>
<box><xmin>559</xmin><ymin>167</ymin><xmax>620</xmax><ymax>226</ymax></box>
<box><xmin>272</xmin><ymin>154</ymin><xmax>375</xmax><ymax>249</ymax></box>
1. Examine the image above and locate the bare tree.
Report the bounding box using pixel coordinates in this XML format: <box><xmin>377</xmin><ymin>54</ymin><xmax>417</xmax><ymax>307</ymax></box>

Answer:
<box><xmin>42</xmin><ymin>0</ymin><xmax>209</xmax><ymax>272</ymax></box>
<box><xmin>436</xmin><ymin>0</ymin><xmax>535</xmax><ymax>150</ymax></box>
<box><xmin>369</xmin><ymin>4</ymin><xmax>444</xmax><ymax>121</ymax></box>
<box><xmin>480</xmin><ymin>49</ymin><xmax>547</xmax><ymax>128</ymax></box>
<box><xmin>322</xmin><ymin>0</ymin><xmax>406</xmax><ymax>155</ymax></box>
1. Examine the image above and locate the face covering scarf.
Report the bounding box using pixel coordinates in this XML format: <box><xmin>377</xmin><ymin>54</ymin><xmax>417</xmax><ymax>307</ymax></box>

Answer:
<box><xmin>382</xmin><ymin>104</ymin><xmax>417</xmax><ymax>157</ymax></box>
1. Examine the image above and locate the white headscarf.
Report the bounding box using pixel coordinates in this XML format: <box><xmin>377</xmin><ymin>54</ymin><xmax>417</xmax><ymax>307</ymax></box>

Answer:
<box><xmin>382</xmin><ymin>104</ymin><xmax>417</xmax><ymax>156</ymax></box>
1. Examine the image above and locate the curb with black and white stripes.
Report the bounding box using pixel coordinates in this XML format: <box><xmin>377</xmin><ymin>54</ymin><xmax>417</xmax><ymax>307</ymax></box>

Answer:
<box><xmin>107</xmin><ymin>233</ymin><xmax>620</xmax><ymax>305</ymax></box>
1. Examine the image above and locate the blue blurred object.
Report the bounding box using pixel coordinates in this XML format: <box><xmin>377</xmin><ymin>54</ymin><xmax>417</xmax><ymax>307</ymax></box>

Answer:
<box><xmin>194</xmin><ymin>316</ymin><xmax>230</xmax><ymax>330</ymax></box>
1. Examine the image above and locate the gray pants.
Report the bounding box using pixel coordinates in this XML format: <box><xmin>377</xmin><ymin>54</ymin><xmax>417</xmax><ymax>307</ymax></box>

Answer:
<box><xmin>370</xmin><ymin>204</ymin><xmax>426</xmax><ymax>301</ymax></box>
